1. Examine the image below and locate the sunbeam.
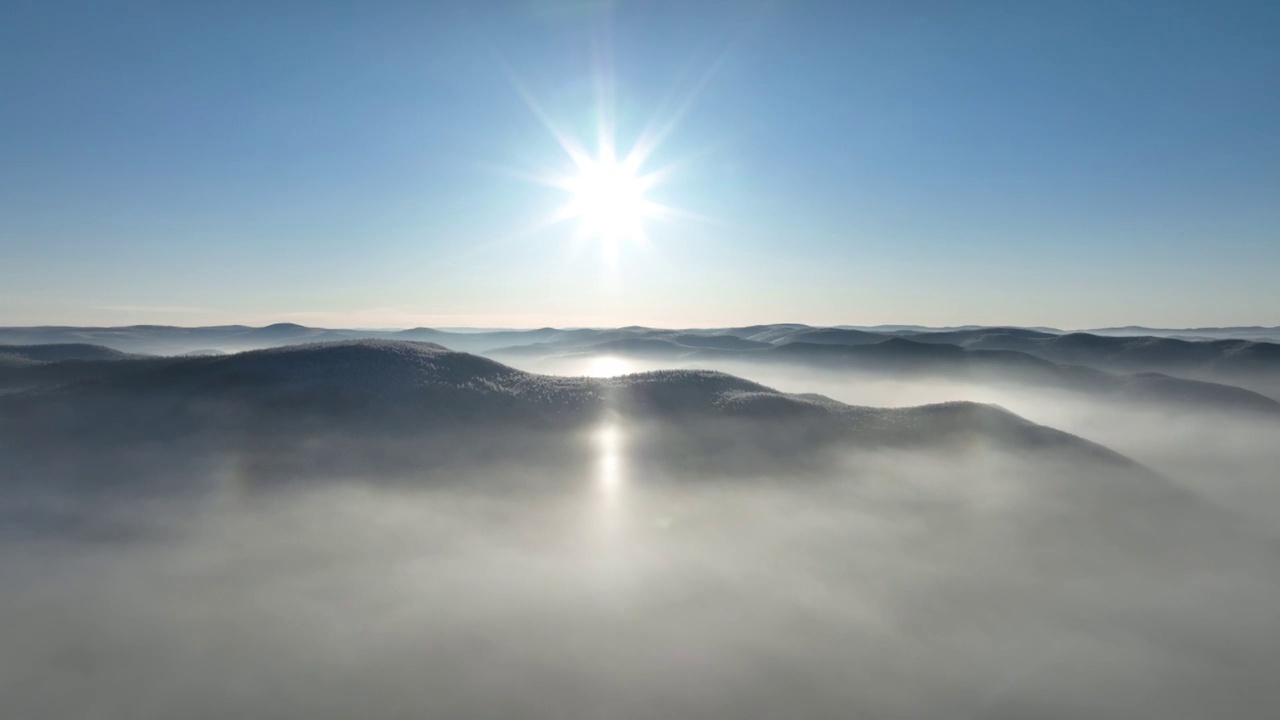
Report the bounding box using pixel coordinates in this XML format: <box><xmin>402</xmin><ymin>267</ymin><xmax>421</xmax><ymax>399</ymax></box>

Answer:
<box><xmin>497</xmin><ymin>21</ymin><xmax>723</xmax><ymax>266</ymax></box>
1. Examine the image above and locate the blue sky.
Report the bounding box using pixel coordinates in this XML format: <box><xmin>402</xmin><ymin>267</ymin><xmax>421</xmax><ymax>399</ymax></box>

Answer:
<box><xmin>2</xmin><ymin>0</ymin><xmax>1277</xmax><ymax>328</ymax></box>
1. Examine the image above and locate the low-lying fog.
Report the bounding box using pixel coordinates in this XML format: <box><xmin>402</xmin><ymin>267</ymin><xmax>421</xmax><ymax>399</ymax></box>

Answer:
<box><xmin>4</xmin><ymin>358</ymin><xmax>1280</xmax><ymax>719</ymax></box>
<box><xmin>515</xmin><ymin>354</ymin><xmax>1280</xmax><ymax>526</ymax></box>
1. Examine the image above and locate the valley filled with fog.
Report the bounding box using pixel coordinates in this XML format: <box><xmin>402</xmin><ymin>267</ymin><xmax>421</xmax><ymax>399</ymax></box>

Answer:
<box><xmin>514</xmin><ymin>352</ymin><xmax>1280</xmax><ymax>526</ymax></box>
<box><xmin>2</xmin><ymin>327</ymin><xmax>1280</xmax><ymax>718</ymax></box>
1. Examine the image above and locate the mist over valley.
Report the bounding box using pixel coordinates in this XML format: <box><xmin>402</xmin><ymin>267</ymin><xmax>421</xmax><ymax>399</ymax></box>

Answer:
<box><xmin>3</xmin><ymin>326</ymin><xmax>1280</xmax><ymax>718</ymax></box>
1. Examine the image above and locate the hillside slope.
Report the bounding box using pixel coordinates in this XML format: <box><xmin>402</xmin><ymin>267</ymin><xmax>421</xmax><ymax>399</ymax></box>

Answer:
<box><xmin>0</xmin><ymin>340</ymin><xmax>1148</xmax><ymax>484</ymax></box>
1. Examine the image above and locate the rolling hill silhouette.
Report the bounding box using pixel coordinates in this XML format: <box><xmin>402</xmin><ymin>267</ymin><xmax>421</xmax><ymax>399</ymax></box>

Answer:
<box><xmin>489</xmin><ymin>335</ymin><xmax>1280</xmax><ymax>416</ymax></box>
<box><xmin>0</xmin><ymin>343</ymin><xmax>143</xmax><ymax>364</ymax></box>
<box><xmin>0</xmin><ymin>340</ymin><xmax>1149</xmax><ymax>486</ymax></box>
<box><xmin>4</xmin><ymin>323</ymin><xmax>1277</xmax><ymax>377</ymax></box>
<box><xmin>5</xmin><ymin>322</ymin><xmax>1279</xmax><ymax>402</ymax></box>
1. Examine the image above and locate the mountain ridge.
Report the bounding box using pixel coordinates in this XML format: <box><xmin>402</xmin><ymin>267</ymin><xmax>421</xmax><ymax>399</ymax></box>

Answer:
<box><xmin>6</xmin><ymin>323</ymin><xmax>1279</xmax><ymax>401</ymax></box>
<box><xmin>0</xmin><ymin>340</ymin><xmax>1145</xmax><ymax>477</ymax></box>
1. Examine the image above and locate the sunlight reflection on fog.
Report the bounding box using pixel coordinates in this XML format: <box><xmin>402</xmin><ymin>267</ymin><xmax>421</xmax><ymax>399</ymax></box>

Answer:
<box><xmin>586</xmin><ymin>418</ymin><xmax>634</xmax><ymax>602</ymax></box>
<box><xmin>583</xmin><ymin>355</ymin><xmax>635</xmax><ymax>377</ymax></box>
<box><xmin>596</xmin><ymin>422</ymin><xmax>623</xmax><ymax>493</ymax></box>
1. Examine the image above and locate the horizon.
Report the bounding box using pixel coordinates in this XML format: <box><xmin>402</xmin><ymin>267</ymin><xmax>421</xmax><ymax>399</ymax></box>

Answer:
<box><xmin>6</xmin><ymin>319</ymin><xmax>1280</xmax><ymax>334</ymax></box>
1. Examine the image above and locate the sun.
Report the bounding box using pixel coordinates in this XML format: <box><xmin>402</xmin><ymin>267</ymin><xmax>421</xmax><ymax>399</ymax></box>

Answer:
<box><xmin>562</xmin><ymin>155</ymin><xmax>651</xmax><ymax>244</ymax></box>
<box><xmin>500</xmin><ymin>33</ymin><xmax>721</xmax><ymax>264</ymax></box>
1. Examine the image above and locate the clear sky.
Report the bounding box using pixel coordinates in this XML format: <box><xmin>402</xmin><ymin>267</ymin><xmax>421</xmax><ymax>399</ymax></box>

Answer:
<box><xmin>2</xmin><ymin>0</ymin><xmax>1278</xmax><ymax>329</ymax></box>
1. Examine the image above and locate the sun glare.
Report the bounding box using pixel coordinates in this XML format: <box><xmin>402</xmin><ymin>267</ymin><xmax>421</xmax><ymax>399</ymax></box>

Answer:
<box><xmin>583</xmin><ymin>355</ymin><xmax>634</xmax><ymax>377</ymax></box>
<box><xmin>564</xmin><ymin>156</ymin><xmax>649</xmax><ymax>244</ymax></box>
<box><xmin>502</xmin><ymin>33</ymin><xmax>724</xmax><ymax>265</ymax></box>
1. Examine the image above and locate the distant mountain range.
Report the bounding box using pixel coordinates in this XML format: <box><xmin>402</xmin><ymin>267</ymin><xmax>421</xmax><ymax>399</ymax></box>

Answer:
<box><xmin>4</xmin><ymin>322</ymin><xmax>1280</xmax><ymax>353</ymax></box>
<box><xmin>4</xmin><ymin>322</ymin><xmax>1279</xmax><ymax>404</ymax></box>
<box><xmin>1084</xmin><ymin>325</ymin><xmax>1280</xmax><ymax>341</ymax></box>
<box><xmin>836</xmin><ymin>324</ymin><xmax>1280</xmax><ymax>341</ymax></box>
<box><xmin>0</xmin><ymin>343</ymin><xmax>142</xmax><ymax>365</ymax></box>
<box><xmin>1</xmin><ymin>340</ymin><xmax>1148</xmax><ymax>489</ymax></box>
<box><xmin>493</xmin><ymin>335</ymin><xmax>1280</xmax><ymax>414</ymax></box>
